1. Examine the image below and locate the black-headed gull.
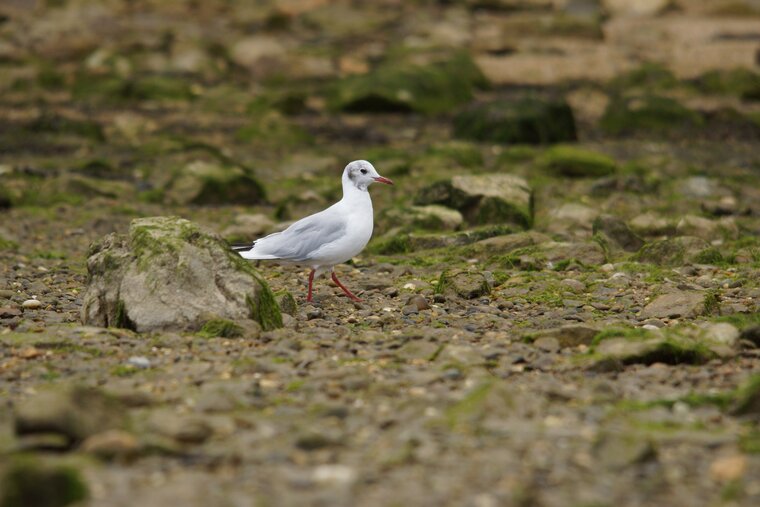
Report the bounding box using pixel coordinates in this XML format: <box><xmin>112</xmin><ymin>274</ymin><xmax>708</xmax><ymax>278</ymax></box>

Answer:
<box><xmin>233</xmin><ymin>160</ymin><xmax>393</xmax><ymax>302</ymax></box>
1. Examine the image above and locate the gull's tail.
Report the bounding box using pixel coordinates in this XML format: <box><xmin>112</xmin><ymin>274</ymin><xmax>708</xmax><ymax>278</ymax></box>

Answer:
<box><xmin>232</xmin><ymin>243</ymin><xmax>279</xmax><ymax>260</ymax></box>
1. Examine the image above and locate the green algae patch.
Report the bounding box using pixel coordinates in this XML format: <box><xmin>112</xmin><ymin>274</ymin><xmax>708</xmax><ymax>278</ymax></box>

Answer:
<box><xmin>600</xmin><ymin>95</ymin><xmax>703</xmax><ymax>136</ymax></box>
<box><xmin>539</xmin><ymin>145</ymin><xmax>617</xmax><ymax>178</ymax></box>
<box><xmin>329</xmin><ymin>52</ymin><xmax>487</xmax><ymax>114</ymax></box>
<box><xmin>634</xmin><ymin>236</ymin><xmax>711</xmax><ymax>266</ymax></box>
<box><xmin>198</xmin><ymin>318</ymin><xmax>245</xmax><ymax>339</ymax></box>
<box><xmin>0</xmin><ymin>457</ymin><xmax>88</xmax><ymax>507</ymax></box>
<box><xmin>453</xmin><ymin>97</ymin><xmax>577</xmax><ymax>144</ymax></box>
<box><xmin>696</xmin><ymin>68</ymin><xmax>760</xmax><ymax>101</ymax></box>
<box><xmin>247</xmin><ymin>283</ymin><xmax>283</xmax><ymax>332</ymax></box>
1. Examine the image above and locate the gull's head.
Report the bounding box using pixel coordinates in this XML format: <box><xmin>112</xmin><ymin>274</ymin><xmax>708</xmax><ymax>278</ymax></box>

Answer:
<box><xmin>344</xmin><ymin>160</ymin><xmax>393</xmax><ymax>191</ymax></box>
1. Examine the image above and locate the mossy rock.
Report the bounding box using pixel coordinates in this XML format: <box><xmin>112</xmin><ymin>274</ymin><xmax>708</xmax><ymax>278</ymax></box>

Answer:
<box><xmin>198</xmin><ymin>318</ymin><xmax>245</xmax><ymax>338</ymax></box>
<box><xmin>436</xmin><ymin>270</ymin><xmax>491</xmax><ymax>299</ymax></box>
<box><xmin>370</xmin><ymin>224</ymin><xmax>516</xmax><ymax>255</ymax></box>
<box><xmin>73</xmin><ymin>72</ymin><xmax>196</xmax><ymax>104</ymax></box>
<box><xmin>81</xmin><ymin>216</ymin><xmax>281</xmax><ymax>332</ymax></box>
<box><xmin>608</xmin><ymin>62</ymin><xmax>679</xmax><ymax>92</ymax></box>
<box><xmin>592</xmin><ymin>215</ymin><xmax>644</xmax><ymax>254</ymax></box>
<box><xmin>600</xmin><ymin>95</ymin><xmax>703</xmax><ymax>136</ymax></box>
<box><xmin>696</xmin><ymin>68</ymin><xmax>760</xmax><ymax>101</ymax></box>
<box><xmin>0</xmin><ymin>457</ymin><xmax>88</xmax><ymax>507</ymax></box>
<box><xmin>329</xmin><ymin>52</ymin><xmax>487</xmax><ymax>114</ymax></box>
<box><xmin>453</xmin><ymin>97</ymin><xmax>577</xmax><ymax>144</ymax></box>
<box><xmin>378</xmin><ymin>205</ymin><xmax>464</xmax><ymax>234</ymax></box>
<box><xmin>539</xmin><ymin>145</ymin><xmax>617</xmax><ymax>178</ymax></box>
<box><xmin>634</xmin><ymin>236</ymin><xmax>712</xmax><ymax>266</ymax></box>
<box><xmin>415</xmin><ymin>174</ymin><xmax>533</xmax><ymax>228</ymax></box>
<box><xmin>165</xmin><ymin>160</ymin><xmax>266</xmax><ymax>206</ymax></box>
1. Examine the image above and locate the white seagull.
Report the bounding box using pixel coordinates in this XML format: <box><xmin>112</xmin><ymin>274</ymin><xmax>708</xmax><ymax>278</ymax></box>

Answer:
<box><xmin>233</xmin><ymin>160</ymin><xmax>393</xmax><ymax>302</ymax></box>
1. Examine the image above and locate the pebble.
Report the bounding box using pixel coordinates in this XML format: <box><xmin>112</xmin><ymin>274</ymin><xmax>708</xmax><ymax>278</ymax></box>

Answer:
<box><xmin>406</xmin><ymin>295</ymin><xmax>430</xmax><ymax>311</ymax></box>
<box><xmin>402</xmin><ymin>304</ymin><xmax>419</xmax><ymax>315</ymax></box>
<box><xmin>127</xmin><ymin>356</ymin><xmax>151</xmax><ymax>369</ymax></box>
<box><xmin>22</xmin><ymin>299</ymin><xmax>42</xmax><ymax>309</ymax></box>
<box><xmin>560</xmin><ymin>279</ymin><xmax>585</xmax><ymax>292</ymax></box>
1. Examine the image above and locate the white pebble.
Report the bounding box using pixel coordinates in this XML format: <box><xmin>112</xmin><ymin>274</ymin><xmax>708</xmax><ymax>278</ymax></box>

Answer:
<box><xmin>22</xmin><ymin>299</ymin><xmax>42</xmax><ymax>309</ymax></box>
<box><xmin>127</xmin><ymin>356</ymin><xmax>151</xmax><ymax>369</ymax></box>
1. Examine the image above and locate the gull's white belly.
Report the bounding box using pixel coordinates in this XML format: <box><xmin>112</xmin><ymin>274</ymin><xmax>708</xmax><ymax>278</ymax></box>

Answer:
<box><xmin>309</xmin><ymin>210</ymin><xmax>373</xmax><ymax>266</ymax></box>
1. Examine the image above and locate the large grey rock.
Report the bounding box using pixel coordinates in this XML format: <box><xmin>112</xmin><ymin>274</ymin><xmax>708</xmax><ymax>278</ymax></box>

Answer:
<box><xmin>81</xmin><ymin>216</ymin><xmax>281</xmax><ymax>332</ymax></box>
<box><xmin>640</xmin><ymin>291</ymin><xmax>706</xmax><ymax>319</ymax></box>
<box><xmin>415</xmin><ymin>174</ymin><xmax>533</xmax><ymax>228</ymax></box>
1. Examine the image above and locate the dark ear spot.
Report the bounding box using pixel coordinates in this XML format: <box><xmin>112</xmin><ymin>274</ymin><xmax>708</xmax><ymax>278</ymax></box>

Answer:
<box><xmin>348</xmin><ymin>168</ymin><xmax>357</xmax><ymax>180</ymax></box>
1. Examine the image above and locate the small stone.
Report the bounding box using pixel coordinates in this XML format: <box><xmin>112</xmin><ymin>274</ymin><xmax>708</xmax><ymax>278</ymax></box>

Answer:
<box><xmin>21</xmin><ymin>299</ymin><xmax>42</xmax><ymax>310</ymax></box>
<box><xmin>705</xmin><ymin>323</ymin><xmax>739</xmax><ymax>347</ymax></box>
<box><xmin>305</xmin><ymin>306</ymin><xmax>323</xmax><ymax>320</ymax></box>
<box><xmin>406</xmin><ymin>295</ymin><xmax>430</xmax><ymax>311</ymax></box>
<box><xmin>533</xmin><ymin>336</ymin><xmax>560</xmax><ymax>353</ymax></box>
<box><xmin>534</xmin><ymin>325</ymin><xmax>598</xmax><ymax>348</ymax></box>
<box><xmin>127</xmin><ymin>356</ymin><xmax>151</xmax><ymax>369</ymax></box>
<box><xmin>709</xmin><ymin>454</ymin><xmax>747</xmax><ymax>482</ymax></box>
<box><xmin>640</xmin><ymin>291</ymin><xmax>706</xmax><ymax>320</ymax></box>
<box><xmin>561</xmin><ymin>279</ymin><xmax>586</xmax><ymax>293</ymax></box>
<box><xmin>0</xmin><ymin>307</ymin><xmax>21</xmax><ymax>318</ymax></box>
<box><xmin>80</xmin><ymin>429</ymin><xmax>141</xmax><ymax>460</ymax></box>
<box><xmin>312</xmin><ymin>464</ymin><xmax>357</xmax><ymax>486</ymax></box>
<box><xmin>402</xmin><ymin>304</ymin><xmax>419</xmax><ymax>316</ymax></box>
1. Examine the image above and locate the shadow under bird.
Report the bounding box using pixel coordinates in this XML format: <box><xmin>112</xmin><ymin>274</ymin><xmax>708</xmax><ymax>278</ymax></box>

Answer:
<box><xmin>233</xmin><ymin>160</ymin><xmax>393</xmax><ymax>302</ymax></box>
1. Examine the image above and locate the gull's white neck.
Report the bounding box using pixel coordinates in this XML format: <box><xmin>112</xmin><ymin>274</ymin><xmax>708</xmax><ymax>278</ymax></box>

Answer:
<box><xmin>341</xmin><ymin>174</ymin><xmax>372</xmax><ymax>206</ymax></box>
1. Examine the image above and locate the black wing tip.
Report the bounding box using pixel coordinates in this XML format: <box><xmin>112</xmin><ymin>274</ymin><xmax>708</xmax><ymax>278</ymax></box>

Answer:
<box><xmin>231</xmin><ymin>245</ymin><xmax>251</xmax><ymax>251</ymax></box>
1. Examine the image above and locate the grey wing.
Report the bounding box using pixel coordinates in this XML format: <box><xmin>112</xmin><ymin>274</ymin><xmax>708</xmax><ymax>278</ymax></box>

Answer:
<box><xmin>254</xmin><ymin>210</ymin><xmax>347</xmax><ymax>261</ymax></box>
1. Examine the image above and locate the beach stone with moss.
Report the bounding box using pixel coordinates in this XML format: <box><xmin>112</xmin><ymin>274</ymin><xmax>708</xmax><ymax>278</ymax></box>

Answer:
<box><xmin>540</xmin><ymin>146</ymin><xmax>617</xmax><ymax>178</ymax></box>
<box><xmin>165</xmin><ymin>160</ymin><xmax>266</xmax><ymax>206</ymax></box>
<box><xmin>436</xmin><ymin>270</ymin><xmax>491</xmax><ymax>299</ymax></box>
<box><xmin>81</xmin><ymin>216</ymin><xmax>281</xmax><ymax>333</ymax></box>
<box><xmin>634</xmin><ymin>236</ymin><xmax>714</xmax><ymax>266</ymax></box>
<box><xmin>600</xmin><ymin>95</ymin><xmax>703</xmax><ymax>136</ymax></box>
<box><xmin>329</xmin><ymin>52</ymin><xmax>486</xmax><ymax>114</ymax></box>
<box><xmin>0</xmin><ymin>457</ymin><xmax>89</xmax><ymax>507</ymax></box>
<box><xmin>593</xmin><ymin>214</ymin><xmax>644</xmax><ymax>254</ymax></box>
<box><xmin>415</xmin><ymin>174</ymin><xmax>533</xmax><ymax>228</ymax></box>
<box><xmin>453</xmin><ymin>97</ymin><xmax>577</xmax><ymax>144</ymax></box>
<box><xmin>14</xmin><ymin>385</ymin><xmax>126</xmax><ymax>443</ymax></box>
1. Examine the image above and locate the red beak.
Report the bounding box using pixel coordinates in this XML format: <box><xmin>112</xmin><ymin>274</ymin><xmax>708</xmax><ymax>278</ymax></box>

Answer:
<box><xmin>373</xmin><ymin>176</ymin><xmax>394</xmax><ymax>185</ymax></box>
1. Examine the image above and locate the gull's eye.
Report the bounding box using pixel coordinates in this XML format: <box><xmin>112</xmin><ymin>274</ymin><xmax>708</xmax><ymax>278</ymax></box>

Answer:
<box><xmin>360</xmin><ymin>168</ymin><xmax>367</xmax><ymax>175</ymax></box>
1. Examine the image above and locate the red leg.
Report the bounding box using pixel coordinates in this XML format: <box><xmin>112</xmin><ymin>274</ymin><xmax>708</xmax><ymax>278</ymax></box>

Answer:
<box><xmin>331</xmin><ymin>272</ymin><xmax>362</xmax><ymax>302</ymax></box>
<box><xmin>307</xmin><ymin>269</ymin><xmax>315</xmax><ymax>302</ymax></box>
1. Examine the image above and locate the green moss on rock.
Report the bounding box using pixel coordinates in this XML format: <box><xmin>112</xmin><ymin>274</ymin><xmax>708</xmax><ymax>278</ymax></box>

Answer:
<box><xmin>600</xmin><ymin>95</ymin><xmax>703</xmax><ymax>136</ymax></box>
<box><xmin>453</xmin><ymin>97</ymin><xmax>577</xmax><ymax>144</ymax></box>
<box><xmin>166</xmin><ymin>160</ymin><xmax>266</xmax><ymax>206</ymax></box>
<box><xmin>540</xmin><ymin>145</ymin><xmax>617</xmax><ymax>178</ymax></box>
<box><xmin>246</xmin><ymin>283</ymin><xmax>283</xmax><ymax>332</ymax></box>
<box><xmin>0</xmin><ymin>457</ymin><xmax>88</xmax><ymax>507</ymax></box>
<box><xmin>330</xmin><ymin>52</ymin><xmax>487</xmax><ymax>114</ymax></box>
<box><xmin>696</xmin><ymin>68</ymin><xmax>760</xmax><ymax>101</ymax></box>
<box><xmin>634</xmin><ymin>236</ymin><xmax>711</xmax><ymax>266</ymax></box>
<box><xmin>198</xmin><ymin>318</ymin><xmax>245</xmax><ymax>338</ymax></box>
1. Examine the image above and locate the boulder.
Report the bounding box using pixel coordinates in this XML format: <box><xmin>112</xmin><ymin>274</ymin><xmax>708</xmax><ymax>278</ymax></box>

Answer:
<box><xmin>81</xmin><ymin>216</ymin><xmax>281</xmax><ymax>332</ymax></box>
<box><xmin>469</xmin><ymin>231</ymin><xmax>551</xmax><ymax>256</ymax></box>
<box><xmin>454</xmin><ymin>97</ymin><xmax>577</xmax><ymax>144</ymax></box>
<box><xmin>165</xmin><ymin>160</ymin><xmax>266</xmax><ymax>206</ymax></box>
<box><xmin>415</xmin><ymin>174</ymin><xmax>533</xmax><ymax>228</ymax></box>
<box><xmin>329</xmin><ymin>53</ymin><xmax>486</xmax><ymax>114</ymax></box>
